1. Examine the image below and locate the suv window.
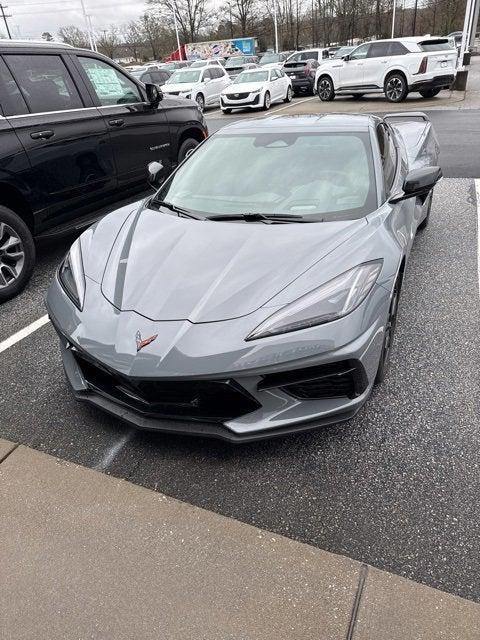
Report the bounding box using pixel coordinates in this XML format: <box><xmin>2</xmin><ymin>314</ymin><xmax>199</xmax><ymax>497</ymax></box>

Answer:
<box><xmin>367</xmin><ymin>42</ymin><xmax>391</xmax><ymax>58</ymax></box>
<box><xmin>79</xmin><ymin>57</ymin><xmax>142</xmax><ymax>106</ymax></box>
<box><xmin>389</xmin><ymin>42</ymin><xmax>408</xmax><ymax>55</ymax></box>
<box><xmin>5</xmin><ymin>54</ymin><xmax>83</xmax><ymax>114</ymax></box>
<box><xmin>350</xmin><ymin>44</ymin><xmax>370</xmax><ymax>60</ymax></box>
<box><xmin>211</xmin><ymin>67</ymin><xmax>224</xmax><ymax>78</ymax></box>
<box><xmin>377</xmin><ymin>124</ymin><xmax>397</xmax><ymax>191</ymax></box>
<box><xmin>0</xmin><ymin>57</ymin><xmax>28</xmax><ymax>116</ymax></box>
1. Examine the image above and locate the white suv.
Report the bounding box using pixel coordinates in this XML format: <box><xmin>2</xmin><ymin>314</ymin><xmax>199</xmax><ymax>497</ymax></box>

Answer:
<box><xmin>315</xmin><ymin>37</ymin><xmax>457</xmax><ymax>103</ymax></box>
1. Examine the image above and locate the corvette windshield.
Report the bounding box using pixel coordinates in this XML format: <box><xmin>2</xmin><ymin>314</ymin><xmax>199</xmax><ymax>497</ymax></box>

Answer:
<box><xmin>156</xmin><ymin>131</ymin><xmax>377</xmax><ymax>221</ymax></box>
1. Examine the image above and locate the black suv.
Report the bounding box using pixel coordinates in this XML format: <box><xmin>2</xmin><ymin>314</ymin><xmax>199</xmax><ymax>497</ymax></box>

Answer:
<box><xmin>0</xmin><ymin>41</ymin><xmax>208</xmax><ymax>302</ymax></box>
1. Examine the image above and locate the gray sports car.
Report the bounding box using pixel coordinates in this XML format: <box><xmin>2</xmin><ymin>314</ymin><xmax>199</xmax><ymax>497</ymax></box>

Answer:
<box><xmin>46</xmin><ymin>113</ymin><xmax>441</xmax><ymax>441</ymax></box>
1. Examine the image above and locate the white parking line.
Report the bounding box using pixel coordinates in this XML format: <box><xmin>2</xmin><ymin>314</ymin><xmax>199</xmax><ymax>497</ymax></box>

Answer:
<box><xmin>0</xmin><ymin>314</ymin><xmax>50</xmax><ymax>354</ymax></box>
<box><xmin>475</xmin><ymin>179</ymin><xmax>480</xmax><ymax>294</ymax></box>
<box><xmin>94</xmin><ymin>429</ymin><xmax>135</xmax><ymax>471</ymax></box>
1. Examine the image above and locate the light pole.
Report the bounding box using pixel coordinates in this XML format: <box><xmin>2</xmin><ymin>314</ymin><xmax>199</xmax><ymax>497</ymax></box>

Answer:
<box><xmin>79</xmin><ymin>0</ymin><xmax>95</xmax><ymax>50</ymax></box>
<box><xmin>273</xmin><ymin>0</ymin><xmax>279</xmax><ymax>53</ymax></box>
<box><xmin>391</xmin><ymin>0</ymin><xmax>396</xmax><ymax>38</ymax></box>
<box><xmin>172</xmin><ymin>1</ymin><xmax>182</xmax><ymax>60</ymax></box>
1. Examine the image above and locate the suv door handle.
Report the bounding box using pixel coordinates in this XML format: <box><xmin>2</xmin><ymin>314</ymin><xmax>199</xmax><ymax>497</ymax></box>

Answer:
<box><xmin>30</xmin><ymin>130</ymin><xmax>54</xmax><ymax>140</ymax></box>
<box><xmin>108</xmin><ymin>118</ymin><xmax>125</xmax><ymax>127</ymax></box>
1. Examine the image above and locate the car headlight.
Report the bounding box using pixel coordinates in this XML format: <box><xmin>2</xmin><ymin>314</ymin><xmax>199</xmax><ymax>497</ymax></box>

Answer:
<box><xmin>58</xmin><ymin>238</ymin><xmax>86</xmax><ymax>310</ymax></box>
<box><xmin>182</xmin><ymin>92</ymin><xmax>191</xmax><ymax>99</ymax></box>
<box><xmin>246</xmin><ymin>260</ymin><xmax>383</xmax><ymax>341</ymax></box>
<box><xmin>250</xmin><ymin>88</ymin><xmax>262</xmax><ymax>94</ymax></box>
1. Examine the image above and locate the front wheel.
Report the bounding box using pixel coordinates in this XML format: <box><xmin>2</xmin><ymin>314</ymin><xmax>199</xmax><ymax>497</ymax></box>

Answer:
<box><xmin>263</xmin><ymin>91</ymin><xmax>271</xmax><ymax>110</ymax></box>
<box><xmin>195</xmin><ymin>93</ymin><xmax>205</xmax><ymax>112</ymax></box>
<box><xmin>419</xmin><ymin>88</ymin><xmax>441</xmax><ymax>99</ymax></box>
<box><xmin>284</xmin><ymin>86</ymin><xmax>293</xmax><ymax>103</ymax></box>
<box><xmin>177</xmin><ymin>137</ymin><xmax>199</xmax><ymax>163</ymax></box>
<box><xmin>375</xmin><ymin>275</ymin><xmax>402</xmax><ymax>384</ymax></box>
<box><xmin>317</xmin><ymin>76</ymin><xmax>335</xmax><ymax>101</ymax></box>
<box><xmin>384</xmin><ymin>74</ymin><xmax>408</xmax><ymax>103</ymax></box>
<box><xmin>0</xmin><ymin>206</ymin><xmax>35</xmax><ymax>303</ymax></box>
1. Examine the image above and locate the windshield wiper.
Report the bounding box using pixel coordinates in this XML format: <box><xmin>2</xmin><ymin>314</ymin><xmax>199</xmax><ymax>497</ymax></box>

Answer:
<box><xmin>207</xmin><ymin>212</ymin><xmax>310</xmax><ymax>223</ymax></box>
<box><xmin>150</xmin><ymin>198</ymin><xmax>203</xmax><ymax>220</ymax></box>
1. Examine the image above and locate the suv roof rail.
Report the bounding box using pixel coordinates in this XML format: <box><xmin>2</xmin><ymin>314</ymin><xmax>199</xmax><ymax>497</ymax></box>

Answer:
<box><xmin>0</xmin><ymin>39</ymin><xmax>74</xmax><ymax>48</ymax></box>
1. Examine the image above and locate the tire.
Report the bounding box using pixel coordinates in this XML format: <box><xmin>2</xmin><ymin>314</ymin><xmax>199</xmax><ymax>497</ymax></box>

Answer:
<box><xmin>384</xmin><ymin>73</ymin><xmax>408</xmax><ymax>103</ymax></box>
<box><xmin>317</xmin><ymin>76</ymin><xmax>335</xmax><ymax>101</ymax></box>
<box><xmin>419</xmin><ymin>88</ymin><xmax>441</xmax><ymax>99</ymax></box>
<box><xmin>195</xmin><ymin>93</ymin><xmax>205</xmax><ymax>112</ymax></box>
<box><xmin>375</xmin><ymin>273</ymin><xmax>402</xmax><ymax>384</ymax></box>
<box><xmin>0</xmin><ymin>206</ymin><xmax>35</xmax><ymax>304</ymax></box>
<box><xmin>177</xmin><ymin>137</ymin><xmax>199</xmax><ymax>163</ymax></box>
<box><xmin>221</xmin><ymin>107</ymin><xmax>232</xmax><ymax>114</ymax></box>
<box><xmin>351</xmin><ymin>93</ymin><xmax>365</xmax><ymax>99</ymax></box>
<box><xmin>418</xmin><ymin>190</ymin><xmax>433</xmax><ymax>230</ymax></box>
<box><xmin>284</xmin><ymin>86</ymin><xmax>293</xmax><ymax>103</ymax></box>
<box><xmin>263</xmin><ymin>91</ymin><xmax>271</xmax><ymax>110</ymax></box>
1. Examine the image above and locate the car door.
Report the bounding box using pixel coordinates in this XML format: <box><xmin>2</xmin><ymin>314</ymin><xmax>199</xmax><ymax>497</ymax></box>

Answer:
<box><xmin>339</xmin><ymin>43</ymin><xmax>370</xmax><ymax>89</ymax></box>
<box><xmin>3</xmin><ymin>52</ymin><xmax>117</xmax><ymax>232</ymax></box>
<box><xmin>216</xmin><ymin>67</ymin><xmax>231</xmax><ymax>93</ymax></box>
<box><xmin>200</xmin><ymin>68</ymin><xmax>216</xmax><ymax>105</ymax></box>
<box><xmin>363</xmin><ymin>41</ymin><xmax>392</xmax><ymax>88</ymax></box>
<box><xmin>75</xmin><ymin>54</ymin><xmax>172</xmax><ymax>190</ymax></box>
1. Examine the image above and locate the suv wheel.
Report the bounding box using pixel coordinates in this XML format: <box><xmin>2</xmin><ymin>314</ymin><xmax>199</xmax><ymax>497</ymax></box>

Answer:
<box><xmin>419</xmin><ymin>88</ymin><xmax>441</xmax><ymax>99</ymax></box>
<box><xmin>195</xmin><ymin>93</ymin><xmax>205</xmax><ymax>112</ymax></box>
<box><xmin>263</xmin><ymin>91</ymin><xmax>271</xmax><ymax>110</ymax></box>
<box><xmin>284</xmin><ymin>86</ymin><xmax>293</xmax><ymax>103</ymax></box>
<box><xmin>384</xmin><ymin>73</ymin><xmax>408</xmax><ymax>102</ymax></box>
<box><xmin>0</xmin><ymin>206</ymin><xmax>35</xmax><ymax>303</ymax></box>
<box><xmin>317</xmin><ymin>76</ymin><xmax>335</xmax><ymax>101</ymax></box>
<box><xmin>178</xmin><ymin>138</ymin><xmax>199</xmax><ymax>163</ymax></box>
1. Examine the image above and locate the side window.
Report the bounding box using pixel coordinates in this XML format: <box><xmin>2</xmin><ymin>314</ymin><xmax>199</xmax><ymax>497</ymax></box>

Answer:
<box><xmin>0</xmin><ymin>57</ymin><xmax>28</xmax><ymax>116</ymax></box>
<box><xmin>159</xmin><ymin>72</ymin><xmax>170</xmax><ymax>83</ymax></box>
<box><xmin>389</xmin><ymin>42</ymin><xmax>408</xmax><ymax>55</ymax></box>
<box><xmin>5</xmin><ymin>54</ymin><xmax>83</xmax><ymax>114</ymax></box>
<box><xmin>368</xmin><ymin>42</ymin><xmax>391</xmax><ymax>58</ymax></box>
<box><xmin>350</xmin><ymin>44</ymin><xmax>370</xmax><ymax>60</ymax></box>
<box><xmin>377</xmin><ymin>124</ymin><xmax>397</xmax><ymax>191</ymax></box>
<box><xmin>288</xmin><ymin>53</ymin><xmax>301</xmax><ymax>62</ymax></box>
<box><xmin>213</xmin><ymin>67</ymin><xmax>223</xmax><ymax>79</ymax></box>
<box><xmin>300</xmin><ymin>51</ymin><xmax>314</xmax><ymax>61</ymax></box>
<box><xmin>322</xmin><ymin>50</ymin><xmax>329</xmax><ymax>59</ymax></box>
<box><xmin>78</xmin><ymin>56</ymin><xmax>141</xmax><ymax>106</ymax></box>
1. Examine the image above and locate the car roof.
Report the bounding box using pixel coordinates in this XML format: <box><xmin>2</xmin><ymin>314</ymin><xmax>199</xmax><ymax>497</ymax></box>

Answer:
<box><xmin>219</xmin><ymin>113</ymin><xmax>379</xmax><ymax>133</ymax></box>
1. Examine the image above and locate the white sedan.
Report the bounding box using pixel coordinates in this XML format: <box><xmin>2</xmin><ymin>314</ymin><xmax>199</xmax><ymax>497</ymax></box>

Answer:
<box><xmin>220</xmin><ymin>68</ymin><xmax>292</xmax><ymax>113</ymax></box>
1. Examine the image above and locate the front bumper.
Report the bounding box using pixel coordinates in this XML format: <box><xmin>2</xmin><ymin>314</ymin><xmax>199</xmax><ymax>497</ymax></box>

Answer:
<box><xmin>221</xmin><ymin>93</ymin><xmax>261</xmax><ymax>109</ymax></box>
<box><xmin>409</xmin><ymin>74</ymin><xmax>455</xmax><ymax>92</ymax></box>
<box><xmin>47</xmin><ymin>275</ymin><xmax>391</xmax><ymax>442</ymax></box>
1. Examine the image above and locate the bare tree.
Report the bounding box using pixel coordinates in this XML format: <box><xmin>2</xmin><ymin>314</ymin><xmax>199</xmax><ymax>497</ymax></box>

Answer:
<box><xmin>230</xmin><ymin>0</ymin><xmax>257</xmax><ymax>35</ymax></box>
<box><xmin>121</xmin><ymin>21</ymin><xmax>143</xmax><ymax>61</ymax></box>
<box><xmin>148</xmin><ymin>0</ymin><xmax>211</xmax><ymax>43</ymax></box>
<box><xmin>97</xmin><ymin>25</ymin><xmax>120</xmax><ymax>59</ymax></box>
<box><xmin>58</xmin><ymin>25</ymin><xmax>89</xmax><ymax>48</ymax></box>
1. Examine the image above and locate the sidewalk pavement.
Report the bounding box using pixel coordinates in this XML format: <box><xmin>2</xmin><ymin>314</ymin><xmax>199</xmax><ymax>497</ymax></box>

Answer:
<box><xmin>1</xmin><ymin>438</ymin><xmax>479</xmax><ymax>640</ymax></box>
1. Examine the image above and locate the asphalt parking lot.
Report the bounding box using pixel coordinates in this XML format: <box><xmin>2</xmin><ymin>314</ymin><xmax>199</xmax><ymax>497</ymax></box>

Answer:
<box><xmin>1</xmin><ymin>172</ymin><xmax>479</xmax><ymax>602</ymax></box>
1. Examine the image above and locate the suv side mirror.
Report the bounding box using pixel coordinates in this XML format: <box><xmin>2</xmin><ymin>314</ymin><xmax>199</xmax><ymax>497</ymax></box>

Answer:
<box><xmin>203</xmin><ymin>76</ymin><xmax>211</xmax><ymax>83</ymax></box>
<box><xmin>342</xmin><ymin>55</ymin><xmax>350</xmax><ymax>61</ymax></box>
<box><xmin>145</xmin><ymin>83</ymin><xmax>162</xmax><ymax>107</ymax></box>
<box><xmin>389</xmin><ymin>166</ymin><xmax>442</xmax><ymax>204</ymax></box>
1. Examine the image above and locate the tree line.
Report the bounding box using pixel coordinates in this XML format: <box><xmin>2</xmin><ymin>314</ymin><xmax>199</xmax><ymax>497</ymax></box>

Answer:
<box><xmin>57</xmin><ymin>0</ymin><xmax>467</xmax><ymax>62</ymax></box>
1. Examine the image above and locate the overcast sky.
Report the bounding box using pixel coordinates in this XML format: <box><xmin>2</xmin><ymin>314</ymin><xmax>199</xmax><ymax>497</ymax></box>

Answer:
<box><xmin>5</xmin><ymin>1</ymin><xmax>148</xmax><ymax>40</ymax></box>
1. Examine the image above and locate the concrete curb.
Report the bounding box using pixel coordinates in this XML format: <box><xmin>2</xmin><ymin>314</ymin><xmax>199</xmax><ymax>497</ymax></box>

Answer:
<box><xmin>0</xmin><ymin>439</ymin><xmax>479</xmax><ymax>639</ymax></box>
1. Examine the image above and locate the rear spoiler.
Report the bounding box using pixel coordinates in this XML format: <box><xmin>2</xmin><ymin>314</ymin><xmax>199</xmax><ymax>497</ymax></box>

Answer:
<box><xmin>383</xmin><ymin>112</ymin><xmax>430</xmax><ymax>122</ymax></box>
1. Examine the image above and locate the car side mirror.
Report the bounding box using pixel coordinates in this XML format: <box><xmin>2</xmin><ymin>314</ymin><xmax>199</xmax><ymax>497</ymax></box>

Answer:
<box><xmin>147</xmin><ymin>161</ymin><xmax>164</xmax><ymax>187</ymax></box>
<box><xmin>145</xmin><ymin>83</ymin><xmax>162</xmax><ymax>107</ymax></box>
<box><xmin>389</xmin><ymin>166</ymin><xmax>442</xmax><ymax>204</ymax></box>
<box><xmin>204</xmin><ymin>77</ymin><xmax>211</xmax><ymax>83</ymax></box>
<box><xmin>342</xmin><ymin>55</ymin><xmax>350</xmax><ymax>61</ymax></box>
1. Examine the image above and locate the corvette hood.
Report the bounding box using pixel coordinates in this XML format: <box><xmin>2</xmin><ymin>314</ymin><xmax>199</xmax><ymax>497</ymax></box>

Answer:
<box><xmin>101</xmin><ymin>207</ymin><xmax>366</xmax><ymax>323</ymax></box>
